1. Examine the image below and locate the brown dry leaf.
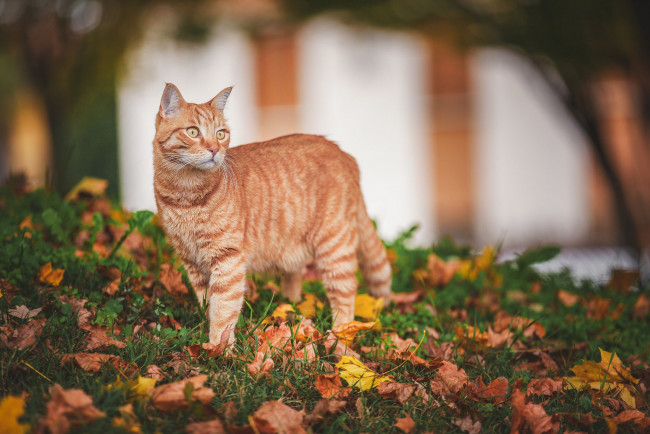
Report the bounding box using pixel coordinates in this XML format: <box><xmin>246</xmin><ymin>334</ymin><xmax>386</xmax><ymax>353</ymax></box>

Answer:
<box><xmin>144</xmin><ymin>364</ymin><xmax>165</xmax><ymax>381</ymax></box>
<box><xmin>248</xmin><ymin>351</ymin><xmax>275</xmax><ymax>376</ymax></box>
<box><xmin>186</xmin><ymin>330</ymin><xmax>230</xmax><ymax>359</ymax></box>
<box><xmin>557</xmin><ymin>290</ymin><xmax>580</xmax><ymax>307</ymax></box>
<box><xmin>251</xmin><ymin>400</ymin><xmax>305</xmax><ymax>434</ymax></box>
<box><xmin>430</xmin><ymin>360</ymin><xmax>468</xmax><ymax>397</ymax></box>
<box><xmin>39</xmin><ymin>262</ymin><xmax>65</xmax><ymax>287</ymax></box>
<box><xmin>587</xmin><ymin>297</ymin><xmax>612</xmax><ymax>320</ymax></box>
<box><xmin>516</xmin><ymin>351</ymin><xmax>559</xmax><ymax>376</ymax></box>
<box><xmin>453</xmin><ymin>415</ymin><xmax>481</xmax><ymax>434</ymax></box>
<box><xmin>633</xmin><ymin>294</ymin><xmax>650</xmax><ymax>320</ymax></box>
<box><xmin>102</xmin><ymin>279</ymin><xmax>120</xmax><ymax>296</ymax></box>
<box><xmin>526</xmin><ymin>378</ymin><xmax>564</xmax><ymax>397</ymax></box>
<box><xmin>455</xmin><ymin>325</ymin><xmax>491</xmax><ymax>352</ymax></box>
<box><xmin>472</xmin><ymin>376</ymin><xmax>508</xmax><ymax>403</ymax></box>
<box><xmin>83</xmin><ymin>327</ymin><xmax>126</xmax><ymax>351</ymax></box>
<box><xmin>65</xmin><ymin>177</ymin><xmax>108</xmax><ymax>201</ymax></box>
<box><xmin>607</xmin><ymin>269</ymin><xmax>640</xmax><ymax>292</ymax></box>
<box><xmin>511</xmin><ymin>381</ymin><xmax>560</xmax><ymax>434</ymax></box>
<box><xmin>57</xmin><ymin>296</ymin><xmax>92</xmax><ymax>330</ymax></box>
<box><xmin>62</xmin><ymin>353</ymin><xmax>136</xmax><ymax>375</ymax></box>
<box><xmin>185</xmin><ymin>419</ymin><xmax>226</xmax><ymax>434</ymax></box>
<box><xmin>0</xmin><ymin>318</ymin><xmax>46</xmax><ymax>350</ymax></box>
<box><xmin>42</xmin><ymin>384</ymin><xmax>106</xmax><ymax>434</ymax></box>
<box><xmin>377</xmin><ymin>381</ymin><xmax>415</xmax><ymax>404</ymax></box>
<box><xmin>315</xmin><ymin>371</ymin><xmax>351</xmax><ymax>399</ymax></box>
<box><xmin>8</xmin><ymin>305</ymin><xmax>42</xmax><ymax>319</ymax></box>
<box><xmin>613</xmin><ymin>410</ymin><xmax>650</xmax><ymax>430</ymax></box>
<box><xmin>256</xmin><ymin>322</ymin><xmax>294</xmax><ymax>354</ymax></box>
<box><xmin>492</xmin><ymin>311</ymin><xmax>546</xmax><ymax>339</ymax></box>
<box><xmin>332</xmin><ymin>321</ymin><xmax>375</xmax><ymax>345</ymax></box>
<box><xmin>487</xmin><ymin>327</ymin><xmax>511</xmax><ymax>348</ymax></box>
<box><xmin>394</xmin><ymin>413</ymin><xmax>416</xmax><ymax>433</ymax></box>
<box><xmin>112</xmin><ymin>403</ymin><xmax>141</xmax><ymax>433</ymax></box>
<box><xmin>159</xmin><ymin>264</ymin><xmax>189</xmax><ymax>297</ymax></box>
<box><xmin>389</xmin><ymin>290</ymin><xmax>424</xmax><ymax>305</ymax></box>
<box><xmin>304</xmin><ymin>399</ymin><xmax>346</xmax><ymax>425</ymax></box>
<box><xmin>426</xmin><ymin>253</ymin><xmax>461</xmax><ymax>287</ymax></box>
<box><xmin>323</xmin><ymin>331</ymin><xmax>360</xmax><ymax>360</ymax></box>
<box><xmin>0</xmin><ymin>278</ymin><xmax>20</xmax><ymax>302</ymax></box>
<box><xmin>424</xmin><ymin>339</ymin><xmax>454</xmax><ymax>360</ymax></box>
<box><xmin>150</xmin><ymin>375</ymin><xmax>215</xmax><ymax>411</ymax></box>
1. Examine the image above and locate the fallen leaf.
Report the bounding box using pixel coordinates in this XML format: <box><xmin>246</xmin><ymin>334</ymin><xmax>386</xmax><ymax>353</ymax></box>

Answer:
<box><xmin>557</xmin><ymin>290</ymin><xmax>580</xmax><ymax>307</ymax></box>
<box><xmin>42</xmin><ymin>384</ymin><xmax>106</xmax><ymax>434</ymax></box>
<box><xmin>472</xmin><ymin>376</ymin><xmax>508</xmax><ymax>403</ymax></box>
<box><xmin>65</xmin><ymin>177</ymin><xmax>108</xmax><ymax>201</ymax></box>
<box><xmin>394</xmin><ymin>413</ymin><xmax>416</xmax><ymax>433</ymax></box>
<box><xmin>112</xmin><ymin>404</ymin><xmax>141</xmax><ymax>434</ymax></box>
<box><xmin>426</xmin><ymin>253</ymin><xmax>461</xmax><ymax>287</ymax></box>
<box><xmin>57</xmin><ymin>296</ymin><xmax>92</xmax><ymax>330</ymax></box>
<box><xmin>262</xmin><ymin>303</ymin><xmax>295</xmax><ymax>324</ymax></box>
<box><xmin>159</xmin><ymin>264</ymin><xmax>189</xmax><ymax>297</ymax></box>
<box><xmin>633</xmin><ymin>294</ymin><xmax>650</xmax><ymax>320</ymax></box>
<box><xmin>251</xmin><ymin>400</ymin><xmax>305</xmax><ymax>434</ymax></box>
<box><xmin>607</xmin><ymin>269</ymin><xmax>639</xmax><ymax>292</ymax></box>
<box><xmin>144</xmin><ymin>364</ymin><xmax>165</xmax><ymax>381</ymax></box>
<box><xmin>526</xmin><ymin>378</ymin><xmax>563</xmax><ymax>397</ymax></box>
<box><xmin>296</xmin><ymin>293</ymin><xmax>323</xmax><ymax>318</ymax></box>
<box><xmin>247</xmin><ymin>351</ymin><xmax>275</xmax><ymax>376</ymax></box>
<box><xmin>8</xmin><ymin>305</ymin><xmax>42</xmax><ymax>319</ymax></box>
<box><xmin>0</xmin><ymin>318</ymin><xmax>46</xmax><ymax>350</ymax></box>
<box><xmin>62</xmin><ymin>353</ymin><xmax>136</xmax><ymax>375</ymax></box>
<box><xmin>256</xmin><ymin>322</ymin><xmax>294</xmax><ymax>354</ymax></box>
<box><xmin>0</xmin><ymin>395</ymin><xmax>29</xmax><ymax>434</ymax></box>
<box><xmin>304</xmin><ymin>399</ymin><xmax>346</xmax><ymax>425</ymax></box>
<box><xmin>185</xmin><ymin>419</ymin><xmax>226</xmax><ymax>434</ymax></box>
<box><xmin>83</xmin><ymin>328</ymin><xmax>126</xmax><ymax>351</ymax></box>
<box><xmin>453</xmin><ymin>415</ymin><xmax>481</xmax><ymax>434</ymax></box>
<box><xmin>429</xmin><ymin>360</ymin><xmax>468</xmax><ymax>396</ymax></box>
<box><xmin>323</xmin><ymin>331</ymin><xmax>360</xmax><ymax>360</ymax></box>
<box><xmin>150</xmin><ymin>375</ymin><xmax>215</xmax><ymax>411</ymax></box>
<box><xmin>613</xmin><ymin>409</ymin><xmax>650</xmax><ymax>429</ymax></box>
<box><xmin>39</xmin><ymin>262</ymin><xmax>65</xmax><ymax>287</ymax></box>
<box><xmin>335</xmin><ymin>356</ymin><xmax>390</xmax><ymax>391</ymax></box>
<box><xmin>377</xmin><ymin>381</ymin><xmax>415</xmax><ymax>404</ymax></box>
<box><xmin>587</xmin><ymin>297</ymin><xmax>612</xmax><ymax>320</ymax></box>
<box><xmin>355</xmin><ymin>293</ymin><xmax>384</xmax><ymax>321</ymax></box>
<box><xmin>389</xmin><ymin>290</ymin><xmax>424</xmax><ymax>305</ymax></box>
<box><xmin>511</xmin><ymin>382</ymin><xmax>559</xmax><ymax>434</ymax></box>
<box><xmin>332</xmin><ymin>321</ymin><xmax>375</xmax><ymax>345</ymax></box>
<box><xmin>315</xmin><ymin>371</ymin><xmax>351</xmax><ymax>399</ymax></box>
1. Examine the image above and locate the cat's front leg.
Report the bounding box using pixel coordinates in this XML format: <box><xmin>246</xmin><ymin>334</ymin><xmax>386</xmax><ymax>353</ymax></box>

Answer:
<box><xmin>207</xmin><ymin>247</ymin><xmax>246</xmax><ymax>345</ymax></box>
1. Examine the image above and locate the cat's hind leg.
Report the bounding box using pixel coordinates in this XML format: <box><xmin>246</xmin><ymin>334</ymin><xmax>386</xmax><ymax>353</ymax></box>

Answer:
<box><xmin>184</xmin><ymin>261</ymin><xmax>209</xmax><ymax>308</ymax></box>
<box><xmin>280</xmin><ymin>271</ymin><xmax>303</xmax><ymax>302</ymax></box>
<box><xmin>314</xmin><ymin>228</ymin><xmax>359</xmax><ymax>328</ymax></box>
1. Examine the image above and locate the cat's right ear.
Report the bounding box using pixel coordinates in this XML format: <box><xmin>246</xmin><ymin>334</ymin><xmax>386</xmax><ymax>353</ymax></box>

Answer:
<box><xmin>159</xmin><ymin>83</ymin><xmax>185</xmax><ymax>118</ymax></box>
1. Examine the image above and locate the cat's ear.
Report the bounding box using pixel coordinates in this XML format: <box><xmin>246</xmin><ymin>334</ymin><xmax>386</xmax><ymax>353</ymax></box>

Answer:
<box><xmin>159</xmin><ymin>83</ymin><xmax>185</xmax><ymax>118</ymax></box>
<box><xmin>210</xmin><ymin>86</ymin><xmax>233</xmax><ymax>113</ymax></box>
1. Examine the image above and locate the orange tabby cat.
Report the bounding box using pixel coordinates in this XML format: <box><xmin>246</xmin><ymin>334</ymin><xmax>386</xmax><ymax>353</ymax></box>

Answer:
<box><xmin>153</xmin><ymin>83</ymin><xmax>391</xmax><ymax>345</ymax></box>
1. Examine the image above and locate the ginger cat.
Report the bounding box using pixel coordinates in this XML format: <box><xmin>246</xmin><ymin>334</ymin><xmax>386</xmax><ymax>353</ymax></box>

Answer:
<box><xmin>153</xmin><ymin>84</ymin><xmax>392</xmax><ymax>345</ymax></box>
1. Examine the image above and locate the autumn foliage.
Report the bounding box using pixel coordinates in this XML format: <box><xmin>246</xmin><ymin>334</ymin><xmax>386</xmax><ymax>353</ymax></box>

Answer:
<box><xmin>0</xmin><ymin>177</ymin><xmax>649</xmax><ymax>433</ymax></box>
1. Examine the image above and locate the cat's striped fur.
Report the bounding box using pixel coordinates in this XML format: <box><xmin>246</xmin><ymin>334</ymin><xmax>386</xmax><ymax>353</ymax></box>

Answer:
<box><xmin>153</xmin><ymin>84</ymin><xmax>391</xmax><ymax>345</ymax></box>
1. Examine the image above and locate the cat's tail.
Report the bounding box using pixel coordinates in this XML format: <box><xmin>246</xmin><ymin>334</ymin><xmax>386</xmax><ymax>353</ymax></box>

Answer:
<box><xmin>357</xmin><ymin>201</ymin><xmax>392</xmax><ymax>298</ymax></box>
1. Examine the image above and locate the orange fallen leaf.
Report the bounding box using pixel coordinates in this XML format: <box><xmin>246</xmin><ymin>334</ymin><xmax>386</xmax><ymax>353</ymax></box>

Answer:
<box><xmin>472</xmin><ymin>376</ymin><xmax>508</xmax><ymax>403</ymax></box>
<box><xmin>251</xmin><ymin>400</ymin><xmax>305</xmax><ymax>434</ymax></box>
<box><xmin>430</xmin><ymin>360</ymin><xmax>468</xmax><ymax>396</ymax></box>
<box><xmin>248</xmin><ymin>351</ymin><xmax>275</xmax><ymax>376</ymax></box>
<box><xmin>62</xmin><ymin>353</ymin><xmax>136</xmax><ymax>375</ymax></box>
<box><xmin>613</xmin><ymin>410</ymin><xmax>650</xmax><ymax>430</ymax></box>
<box><xmin>332</xmin><ymin>321</ymin><xmax>375</xmax><ymax>345</ymax></box>
<box><xmin>394</xmin><ymin>413</ymin><xmax>416</xmax><ymax>433</ymax></box>
<box><xmin>315</xmin><ymin>371</ymin><xmax>351</xmax><ymax>399</ymax></box>
<box><xmin>150</xmin><ymin>375</ymin><xmax>215</xmax><ymax>411</ymax></box>
<box><xmin>39</xmin><ymin>262</ymin><xmax>65</xmax><ymax>287</ymax></box>
<box><xmin>557</xmin><ymin>290</ymin><xmax>579</xmax><ymax>307</ymax></box>
<box><xmin>378</xmin><ymin>381</ymin><xmax>417</xmax><ymax>404</ymax></box>
<box><xmin>185</xmin><ymin>419</ymin><xmax>226</xmax><ymax>434</ymax></box>
<box><xmin>633</xmin><ymin>294</ymin><xmax>650</xmax><ymax>320</ymax></box>
<box><xmin>144</xmin><ymin>364</ymin><xmax>165</xmax><ymax>381</ymax></box>
<box><xmin>304</xmin><ymin>399</ymin><xmax>346</xmax><ymax>425</ymax></box>
<box><xmin>0</xmin><ymin>395</ymin><xmax>29</xmax><ymax>434</ymax></box>
<box><xmin>426</xmin><ymin>253</ymin><xmax>461</xmax><ymax>287</ymax></box>
<box><xmin>159</xmin><ymin>264</ymin><xmax>189</xmax><ymax>297</ymax></box>
<box><xmin>8</xmin><ymin>305</ymin><xmax>42</xmax><ymax>319</ymax></box>
<box><xmin>526</xmin><ymin>378</ymin><xmax>563</xmax><ymax>397</ymax></box>
<box><xmin>0</xmin><ymin>318</ymin><xmax>46</xmax><ymax>350</ymax></box>
<box><xmin>511</xmin><ymin>382</ymin><xmax>559</xmax><ymax>434</ymax></box>
<box><xmin>83</xmin><ymin>328</ymin><xmax>126</xmax><ymax>351</ymax></box>
<box><xmin>42</xmin><ymin>384</ymin><xmax>106</xmax><ymax>433</ymax></box>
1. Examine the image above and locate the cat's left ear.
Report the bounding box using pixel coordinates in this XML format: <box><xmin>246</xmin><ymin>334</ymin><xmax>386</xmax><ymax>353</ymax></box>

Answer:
<box><xmin>210</xmin><ymin>86</ymin><xmax>233</xmax><ymax>114</ymax></box>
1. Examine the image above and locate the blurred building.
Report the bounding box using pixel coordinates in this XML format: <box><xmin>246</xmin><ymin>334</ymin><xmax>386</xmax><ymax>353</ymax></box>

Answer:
<box><xmin>118</xmin><ymin>17</ymin><xmax>623</xmax><ymax>250</ymax></box>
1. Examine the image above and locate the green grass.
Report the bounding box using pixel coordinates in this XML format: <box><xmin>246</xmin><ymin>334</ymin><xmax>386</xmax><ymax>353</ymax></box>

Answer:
<box><xmin>1</xmin><ymin>181</ymin><xmax>649</xmax><ymax>433</ymax></box>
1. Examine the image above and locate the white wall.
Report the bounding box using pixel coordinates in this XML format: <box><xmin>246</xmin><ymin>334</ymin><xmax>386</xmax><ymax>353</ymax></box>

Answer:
<box><xmin>117</xmin><ymin>25</ymin><xmax>258</xmax><ymax>211</ymax></box>
<box><xmin>473</xmin><ymin>49</ymin><xmax>590</xmax><ymax>248</ymax></box>
<box><xmin>298</xmin><ymin>19</ymin><xmax>435</xmax><ymax>244</ymax></box>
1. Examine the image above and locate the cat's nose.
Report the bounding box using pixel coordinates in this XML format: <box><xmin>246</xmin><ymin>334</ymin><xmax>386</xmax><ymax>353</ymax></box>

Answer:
<box><xmin>208</xmin><ymin>147</ymin><xmax>219</xmax><ymax>156</ymax></box>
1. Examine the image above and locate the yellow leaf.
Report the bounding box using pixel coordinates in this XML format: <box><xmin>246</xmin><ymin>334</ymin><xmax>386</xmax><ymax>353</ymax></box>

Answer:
<box><xmin>335</xmin><ymin>356</ymin><xmax>390</xmax><ymax>391</ymax></box>
<box><xmin>333</xmin><ymin>321</ymin><xmax>376</xmax><ymax>345</ymax></box>
<box><xmin>38</xmin><ymin>262</ymin><xmax>65</xmax><ymax>287</ymax></box>
<box><xmin>355</xmin><ymin>294</ymin><xmax>384</xmax><ymax>321</ymax></box>
<box><xmin>262</xmin><ymin>303</ymin><xmax>295</xmax><ymax>324</ymax></box>
<box><xmin>106</xmin><ymin>376</ymin><xmax>156</xmax><ymax>401</ymax></box>
<box><xmin>296</xmin><ymin>293</ymin><xmax>323</xmax><ymax>318</ymax></box>
<box><xmin>65</xmin><ymin>177</ymin><xmax>109</xmax><ymax>201</ymax></box>
<box><xmin>0</xmin><ymin>395</ymin><xmax>29</xmax><ymax>434</ymax></box>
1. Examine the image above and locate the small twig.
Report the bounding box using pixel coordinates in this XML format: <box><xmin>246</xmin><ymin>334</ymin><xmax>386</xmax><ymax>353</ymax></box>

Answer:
<box><xmin>21</xmin><ymin>360</ymin><xmax>53</xmax><ymax>383</ymax></box>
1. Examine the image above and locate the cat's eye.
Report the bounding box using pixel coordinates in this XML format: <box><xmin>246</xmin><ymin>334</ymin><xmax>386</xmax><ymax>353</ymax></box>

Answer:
<box><xmin>186</xmin><ymin>127</ymin><xmax>200</xmax><ymax>138</ymax></box>
<box><xmin>216</xmin><ymin>130</ymin><xmax>227</xmax><ymax>140</ymax></box>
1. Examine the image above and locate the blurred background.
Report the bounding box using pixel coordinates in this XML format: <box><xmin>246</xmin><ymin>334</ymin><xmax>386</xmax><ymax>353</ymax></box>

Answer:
<box><xmin>1</xmin><ymin>0</ymin><xmax>649</xmax><ymax>280</ymax></box>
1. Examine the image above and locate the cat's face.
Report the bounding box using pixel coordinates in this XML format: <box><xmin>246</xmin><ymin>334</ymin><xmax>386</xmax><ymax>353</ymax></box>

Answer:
<box><xmin>154</xmin><ymin>84</ymin><xmax>232</xmax><ymax>171</ymax></box>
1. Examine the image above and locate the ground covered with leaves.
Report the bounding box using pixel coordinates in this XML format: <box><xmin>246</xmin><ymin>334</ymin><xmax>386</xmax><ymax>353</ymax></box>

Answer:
<box><xmin>1</xmin><ymin>178</ymin><xmax>650</xmax><ymax>434</ymax></box>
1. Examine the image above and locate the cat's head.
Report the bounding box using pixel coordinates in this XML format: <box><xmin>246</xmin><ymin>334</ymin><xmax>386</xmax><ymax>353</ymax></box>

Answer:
<box><xmin>154</xmin><ymin>83</ymin><xmax>232</xmax><ymax>171</ymax></box>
